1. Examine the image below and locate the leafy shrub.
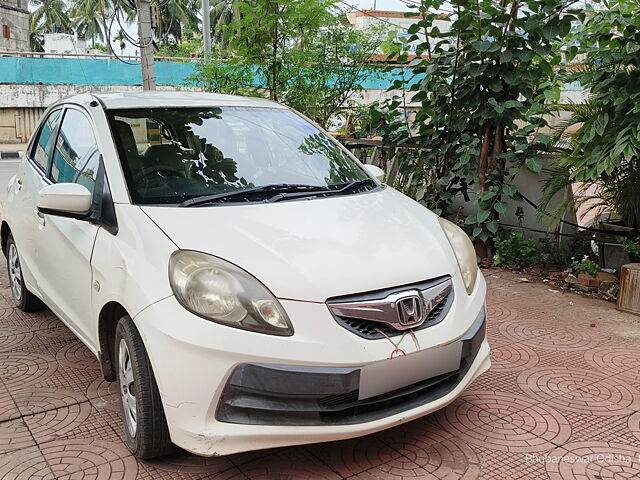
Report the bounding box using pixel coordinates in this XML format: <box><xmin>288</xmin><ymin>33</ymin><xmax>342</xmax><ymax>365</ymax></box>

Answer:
<box><xmin>571</xmin><ymin>256</ymin><xmax>600</xmax><ymax>278</ymax></box>
<box><xmin>620</xmin><ymin>236</ymin><xmax>640</xmax><ymax>256</ymax></box>
<box><xmin>494</xmin><ymin>232</ymin><xmax>541</xmax><ymax>267</ymax></box>
<box><xmin>539</xmin><ymin>235</ymin><xmax>594</xmax><ymax>270</ymax></box>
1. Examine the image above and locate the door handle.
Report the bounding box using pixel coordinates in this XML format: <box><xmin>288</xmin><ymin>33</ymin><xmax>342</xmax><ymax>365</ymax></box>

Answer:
<box><xmin>15</xmin><ymin>178</ymin><xmax>22</xmax><ymax>192</ymax></box>
<box><xmin>33</xmin><ymin>209</ymin><xmax>45</xmax><ymax>226</ymax></box>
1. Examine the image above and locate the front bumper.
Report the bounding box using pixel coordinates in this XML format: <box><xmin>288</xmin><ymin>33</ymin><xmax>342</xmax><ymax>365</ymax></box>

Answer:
<box><xmin>134</xmin><ymin>273</ymin><xmax>489</xmax><ymax>456</ymax></box>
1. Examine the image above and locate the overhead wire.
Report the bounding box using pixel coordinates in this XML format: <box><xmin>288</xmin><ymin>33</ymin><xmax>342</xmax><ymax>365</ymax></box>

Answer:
<box><xmin>100</xmin><ymin>0</ymin><xmax>177</xmax><ymax>65</ymax></box>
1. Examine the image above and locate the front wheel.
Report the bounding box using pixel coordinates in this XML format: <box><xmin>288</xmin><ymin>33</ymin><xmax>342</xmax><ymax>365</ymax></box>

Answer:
<box><xmin>115</xmin><ymin>315</ymin><xmax>174</xmax><ymax>459</ymax></box>
<box><xmin>6</xmin><ymin>233</ymin><xmax>44</xmax><ymax>312</ymax></box>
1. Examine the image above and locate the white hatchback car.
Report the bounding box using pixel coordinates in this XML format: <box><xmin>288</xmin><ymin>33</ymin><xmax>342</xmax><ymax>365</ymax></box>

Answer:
<box><xmin>2</xmin><ymin>92</ymin><xmax>489</xmax><ymax>459</ymax></box>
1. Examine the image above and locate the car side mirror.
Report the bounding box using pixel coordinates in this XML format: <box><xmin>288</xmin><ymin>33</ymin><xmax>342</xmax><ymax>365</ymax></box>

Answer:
<box><xmin>37</xmin><ymin>183</ymin><xmax>92</xmax><ymax>219</ymax></box>
<box><xmin>364</xmin><ymin>164</ymin><xmax>385</xmax><ymax>183</ymax></box>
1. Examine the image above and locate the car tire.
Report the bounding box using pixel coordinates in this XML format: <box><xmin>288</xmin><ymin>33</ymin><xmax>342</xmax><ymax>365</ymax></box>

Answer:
<box><xmin>6</xmin><ymin>233</ymin><xmax>44</xmax><ymax>312</ymax></box>
<box><xmin>115</xmin><ymin>315</ymin><xmax>175</xmax><ymax>459</ymax></box>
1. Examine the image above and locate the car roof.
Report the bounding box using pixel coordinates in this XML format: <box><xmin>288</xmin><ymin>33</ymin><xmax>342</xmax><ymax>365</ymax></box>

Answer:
<box><xmin>59</xmin><ymin>91</ymin><xmax>287</xmax><ymax>110</ymax></box>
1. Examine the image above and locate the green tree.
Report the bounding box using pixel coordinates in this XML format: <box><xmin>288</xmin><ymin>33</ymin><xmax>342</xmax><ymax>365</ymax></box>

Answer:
<box><xmin>113</xmin><ymin>28</ymin><xmax>126</xmax><ymax>55</ymax></box>
<box><xmin>30</xmin><ymin>0</ymin><xmax>74</xmax><ymax>34</ymax></box>
<box><xmin>223</xmin><ymin>0</ymin><xmax>336</xmax><ymax>102</ymax></box>
<box><xmin>155</xmin><ymin>0</ymin><xmax>199</xmax><ymax>44</ymax></box>
<box><xmin>210</xmin><ymin>0</ymin><xmax>241</xmax><ymax>46</ymax></box>
<box><xmin>70</xmin><ymin>0</ymin><xmax>107</xmax><ymax>46</ymax></box>
<box><xmin>192</xmin><ymin>0</ymin><xmax>384</xmax><ymax>127</ymax></box>
<box><xmin>282</xmin><ymin>24</ymin><xmax>384</xmax><ymax>127</ymax></box>
<box><xmin>375</xmin><ymin>0</ymin><xmax>575</xmax><ymax>255</ymax></box>
<box><xmin>551</xmin><ymin>0</ymin><xmax>640</xmax><ymax>229</ymax></box>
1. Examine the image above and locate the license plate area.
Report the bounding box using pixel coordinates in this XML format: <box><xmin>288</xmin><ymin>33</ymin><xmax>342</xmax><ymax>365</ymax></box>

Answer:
<box><xmin>358</xmin><ymin>341</ymin><xmax>463</xmax><ymax>400</ymax></box>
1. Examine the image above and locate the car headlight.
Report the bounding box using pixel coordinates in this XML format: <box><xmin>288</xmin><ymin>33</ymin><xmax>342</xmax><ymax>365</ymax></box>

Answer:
<box><xmin>438</xmin><ymin>218</ymin><xmax>478</xmax><ymax>295</ymax></box>
<box><xmin>169</xmin><ymin>250</ymin><xmax>293</xmax><ymax>336</ymax></box>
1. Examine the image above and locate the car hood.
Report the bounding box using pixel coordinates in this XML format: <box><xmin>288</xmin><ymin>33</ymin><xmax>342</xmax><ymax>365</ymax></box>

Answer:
<box><xmin>141</xmin><ymin>187</ymin><xmax>458</xmax><ymax>302</ymax></box>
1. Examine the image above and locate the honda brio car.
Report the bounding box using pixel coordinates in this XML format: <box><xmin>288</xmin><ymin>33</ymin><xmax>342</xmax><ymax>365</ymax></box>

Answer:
<box><xmin>2</xmin><ymin>92</ymin><xmax>489</xmax><ymax>459</ymax></box>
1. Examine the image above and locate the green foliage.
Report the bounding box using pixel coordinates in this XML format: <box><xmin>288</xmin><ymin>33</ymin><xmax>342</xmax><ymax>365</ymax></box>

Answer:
<box><xmin>571</xmin><ymin>255</ymin><xmax>600</xmax><ymax>278</ymax></box>
<box><xmin>184</xmin><ymin>62</ymin><xmax>261</xmax><ymax>96</ymax></box>
<box><xmin>539</xmin><ymin>235</ymin><xmax>593</xmax><ymax>270</ymax></box>
<box><xmin>494</xmin><ymin>231</ymin><xmax>542</xmax><ymax>267</ymax></box>
<box><xmin>620</xmin><ymin>236</ymin><xmax>640</xmax><ymax>256</ymax></box>
<box><xmin>562</xmin><ymin>0</ymin><xmax>640</xmax><ymax>184</ymax></box>
<box><xmin>543</xmin><ymin>0</ymin><xmax>640</xmax><ymax>230</ymax></box>
<box><xmin>187</xmin><ymin>1</ymin><xmax>385</xmax><ymax>128</ymax></box>
<box><xmin>91</xmin><ymin>43</ymin><xmax>109</xmax><ymax>52</ymax></box>
<box><xmin>373</xmin><ymin>0</ymin><xmax>573</xmax><ymax>253</ymax></box>
<box><xmin>155</xmin><ymin>38</ymin><xmax>202</xmax><ymax>58</ymax></box>
<box><xmin>30</xmin><ymin>0</ymin><xmax>74</xmax><ymax>35</ymax></box>
<box><xmin>69</xmin><ymin>0</ymin><xmax>107</xmax><ymax>45</ymax></box>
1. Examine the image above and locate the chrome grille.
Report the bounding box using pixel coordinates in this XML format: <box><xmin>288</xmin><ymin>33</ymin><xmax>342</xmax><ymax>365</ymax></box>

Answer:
<box><xmin>327</xmin><ymin>277</ymin><xmax>454</xmax><ymax>339</ymax></box>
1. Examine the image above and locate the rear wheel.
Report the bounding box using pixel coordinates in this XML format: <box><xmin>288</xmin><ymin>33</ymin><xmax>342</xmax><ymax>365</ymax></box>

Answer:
<box><xmin>115</xmin><ymin>315</ymin><xmax>174</xmax><ymax>459</ymax></box>
<box><xmin>6</xmin><ymin>234</ymin><xmax>44</xmax><ymax>312</ymax></box>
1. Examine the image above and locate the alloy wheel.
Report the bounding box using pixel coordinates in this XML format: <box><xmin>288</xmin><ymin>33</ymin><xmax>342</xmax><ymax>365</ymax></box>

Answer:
<box><xmin>118</xmin><ymin>338</ymin><xmax>137</xmax><ymax>437</ymax></box>
<box><xmin>8</xmin><ymin>243</ymin><xmax>22</xmax><ymax>302</ymax></box>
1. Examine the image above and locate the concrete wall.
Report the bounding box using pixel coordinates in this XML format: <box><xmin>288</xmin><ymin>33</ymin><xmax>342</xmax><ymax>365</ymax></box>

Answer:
<box><xmin>0</xmin><ymin>2</ymin><xmax>29</xmax><ymax>52</ymax></box>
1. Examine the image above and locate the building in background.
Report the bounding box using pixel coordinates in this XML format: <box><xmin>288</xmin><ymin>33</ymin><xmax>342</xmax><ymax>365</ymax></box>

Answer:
<box><xmin>0</xmin><ymin>0</ymin><xmax>29</xmax><ymax>52</ymax></box>
<box><xmin>43</xmin><ymin>33</ymin><xmax>106</xmax><ymax>56</ymax></box>
<box><xmin>346</xmin><ymin>10</ymin><xmax>449</xmax><ymax>61</ymax></box>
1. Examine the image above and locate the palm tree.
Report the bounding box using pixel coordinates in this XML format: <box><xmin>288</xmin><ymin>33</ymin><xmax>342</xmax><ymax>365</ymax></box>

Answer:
<box><xmin>155</xmin><ymin>0</ymin><xmax>199</xmax><ymax>44</ymax></box>
<box><xmin>113</xmin><ymin>28</ymin><xmax>126</xmax><ymax>55</ymax></box>
<box><xmin>69</xmin><ymin>0</ymin><xmax>108</xmax><ymax>46</ymax></box>
<box><xmin>30</xmin><ymin>0</ymin><xmax>74</xmax><ymax>34</ymax></box>
<box><xmin>210</xmin><ymin>0</ymin><xmax>242</xmax><ymax>46</ymax></box>
<box><xmin>539</xmin><ymin>98</ymin><xmax>640</xmax><ymax>231</ymax></box>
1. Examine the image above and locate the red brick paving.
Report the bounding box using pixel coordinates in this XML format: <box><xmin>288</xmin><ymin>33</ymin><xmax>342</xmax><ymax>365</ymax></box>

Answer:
<box><xmin>0</xmin><ymin>270</ymin><xmax>639</xmax><ymax>479</ymax></box>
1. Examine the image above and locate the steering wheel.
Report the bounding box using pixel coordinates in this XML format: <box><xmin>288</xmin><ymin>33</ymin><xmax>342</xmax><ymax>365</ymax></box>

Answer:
<box><xmin>133</xmin><ymin>166</ymin><xmax>184</xmax><ymax>184</ymax></box>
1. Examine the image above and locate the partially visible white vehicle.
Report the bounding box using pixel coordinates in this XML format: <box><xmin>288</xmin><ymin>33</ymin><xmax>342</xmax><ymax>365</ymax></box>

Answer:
<box><xmin>2</xmin><ymin>92</ymin><xmax>489</xmax><ymax>459</ymax></box>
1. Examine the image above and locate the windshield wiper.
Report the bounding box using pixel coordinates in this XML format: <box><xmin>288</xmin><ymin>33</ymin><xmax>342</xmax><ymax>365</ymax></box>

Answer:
<box><xmin>179</xmin><ymin>184</ymin><xmax>330</xmax><ymax>207</ymax></box>
<box><xmin>266</xmin><ymin>179</ymin><xmax>376</xmax><ymax>203</ymax></box>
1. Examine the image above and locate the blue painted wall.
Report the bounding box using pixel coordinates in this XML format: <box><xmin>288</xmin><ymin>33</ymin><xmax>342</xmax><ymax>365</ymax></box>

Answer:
<box><xmin>0</xmin><ymin>56</ymin><xmax>418</xmax><ymax>90</ymax></box>
<box><xmin>0</xmin><ymin>56</ymin><xmax>583</xmax><ymax>91</ymax></box>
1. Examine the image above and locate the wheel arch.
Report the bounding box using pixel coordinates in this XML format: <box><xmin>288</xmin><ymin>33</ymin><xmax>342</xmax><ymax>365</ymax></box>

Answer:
<box><xmin>1</xmin><ymin>221</ymin><xmax>11</xmax><ymax>255</ymax></box>
<box><xmin>98</xmin><ymin>301</ymin><xmax>130</xmax><ymax>381</ymax></box>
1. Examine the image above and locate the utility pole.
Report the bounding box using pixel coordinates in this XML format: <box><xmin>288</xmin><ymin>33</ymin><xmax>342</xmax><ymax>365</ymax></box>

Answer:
<box><xmin>137</xmin><ymin>0</ymin><xmax>156</xmax><ymax>90</ymax></box>
<box><xmin>202</xmin><ymin>0</ymin><xmax>211</xmax><ymax>61</ymax></box>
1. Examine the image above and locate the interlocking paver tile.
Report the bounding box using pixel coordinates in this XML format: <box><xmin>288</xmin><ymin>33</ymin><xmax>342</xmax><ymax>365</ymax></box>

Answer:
<box><xmin>0</xmin><ymin>352</ymin><xmax>58</xmax><ymax>390</ymax></box>
<box><xmin>0</xmin><ymin>417</ymin><xmax>35</xmax><ymax>454</ymax></box>
<box><xmin>563</xmin><ymin>412</ymin><xmax>640</xmax><ymax>447</ymax></box>
<box><xmin>524</xmin><ymin>369</ymin><xmax>640</xmax><ymax>416</ymax></box>
<box><xmin>499</xmin><ymin>321</ymin><xmax>601</xmax><ymax>351</ymax></box>
<box><xmin>473</xmin><ymin>444</ymin><xmax>549</xmax><ymax>480</ymax></box>
<box><xmin>55</xmin><ymin>342</ymin><xmax>102</xmax><ymax>371</ymax></box>
<box><xmin>24</xmin><ymin>402</ymin><xmax>100</xmax><ymax>443</ymax></box>
<box><xmin>0</xmin><ymin>270</ymin><xmax>638</xmax><ymax>479</ymax></box>
<box><xmin>466</xmin><ymin>366</ymin><xmax>526</xmax><ymax>395</ymax></box>
<box><xmin>137</xmin><ymin>450</ymin><xmax>238</xmax><ymax>479</ymax></box>
<box><xmin>0</xmin><ymin>445</ymin><xmax>56</xmax><ymax>479</ymax></box>
<box><xmin>0</xmin><ymin>382</ymin><xmax>19</xmax><ymax>421</ymax></box>
<box><xmin>436</xmin><ymin>391</ymin><xmax>572</xmax><ymax>452</ymax></box>
<box><xmin>308</xmin><ymin>434</ymin><xmax>403</xmax><ymax>477</ymax></box>
<box><xmin>12</xmin><ymin>387</ymin><xmax>90</xmax><ymax>416</ymax></box>
<box><xmin>545</xmin><ymin>442</ymin><xmax>640</xmax><ymax>480</ymax></box>
<box><xmin>237</xmin><ymin>447</ymin><xmax>341</xmax><ymax>479</ymax></box>
<box><xmin>629</xmin><ymin>412</ymin><xmax>640</xmax><ymax>443</ymax></box>
<box><xmin>347</xmin><ymin>456</ymin><xmax>435</xmax><ymax>479</ymax></box>
<box><xmin>39</xmin><ymin>437</ymin><xmax>134</xmax><ymax>477</ymax></box>
<box><xmin>489</xmin><ymin>341</ymin><xmax>540</xmax><ymax>371</ymax></box>
<box><xmin>13</xmin><ymin>360</ymin><xmax>103</xmax><ymax>393</ymax></box>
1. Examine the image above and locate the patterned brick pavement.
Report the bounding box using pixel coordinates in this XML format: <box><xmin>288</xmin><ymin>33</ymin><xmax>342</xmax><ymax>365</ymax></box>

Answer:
<box><xmin>0</xmin><ymin>269</ymin><xmax>639</xmax><ymax>479</ymax></box>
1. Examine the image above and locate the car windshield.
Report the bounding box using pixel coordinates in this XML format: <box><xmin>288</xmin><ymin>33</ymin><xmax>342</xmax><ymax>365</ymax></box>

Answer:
<box><xmin>106</xmin><ymin>107</ymin><xmax>372</xmax><ymax>205</ymax></box>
